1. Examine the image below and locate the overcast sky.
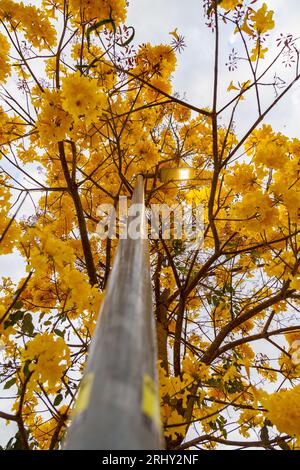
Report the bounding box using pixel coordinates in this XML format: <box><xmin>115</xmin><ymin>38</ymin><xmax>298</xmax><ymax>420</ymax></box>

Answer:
<box><xmin>128</xmin><ymin>0</ymin><xmax>300</xmax><ymax>137</ymax></box>
<box><xmin>1</xmin><ymin>0</ymin><xmax>300</xmax><ymax>447</ymax></box>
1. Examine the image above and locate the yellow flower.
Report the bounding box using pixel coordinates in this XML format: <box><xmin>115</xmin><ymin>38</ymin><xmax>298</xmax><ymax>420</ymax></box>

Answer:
<box><xmin>0</xmin><ymin>32</ymin><xmax>10</xmax><ymax>82</ymax></box>
<box><xmin>230</xmin><ymin>189</ymin><xmax>279</xmax><ymax>235</ymax></box>
<box><xmin>291</xmin><ymin>342</ymin><xmax>300</xmax><ymax>366</ymax></box>
<box><xmin>22</xmin><ymin>333</ymin><xmax>71</xmax><ymax>390</ymax></box>
<box><xmin>250</xmin><ymin>42</ymin><xmax>268</xmax><ymax>62</ymax></box>
<box><xmin>238</xmin><ymin>409</ymin><xmax>264</xmax><ymax>438</ymax></box>
<box><xmin>220</xmin><ymin>0</ymin><xmax>241</xmax><ymax>11</ymax></box>
<box><xmin>61</xmin><ymin>73</ymin><xmax>106</xmax><ymax>125</ymax></box>
<box><xmin>31</xmin><ymin>416</ymin><xmax>57</xmax><ymax>450</ymax></box>
<box><xmin>279</xmin><ymin>352</ymin><xmax>300</xmax><ymax>379</ymax></box>
<box><xmin>226</xmin><ymin>162</ymin><xmax>256</xmax><ymax>193</ymax></box>
<box><xmin>37</xmin><ymin>90</ymin><xmax>73</xmax><ymax>143</ymax></box>
<box><xmin>163</xmin><ymin>407</ymin><xmax>186</xmax><ymax>440</ymax></box>
<box><xmin>260</xmin><ymin>385</ymin><xmax>300</xmax><ymax>439</ymax></box>
<box><xmin>169</xmin><ymin>28</ymin><xmax>180</xmax><ymax>41</ymax></box>
<box><xmin>223</xmin><ymin>365</ymin><xmax>240</xmax><ymax>383</ymax></box>
<box><xmin>251</xmin><ymin>3</ymin><xmax>275</xmax><ymax>34</ymax></box>
<box><xmin>0</xmin><ymin>178</ymin><xmax>20</xmax><ymax>254</ymax></box>
<box><xmin>239</xmin><ymin>14</ymin><xmax>254</xmax><ymax>36</ymax></box>
<box><xmin>31</xmin><ymin>407</ymin><xmax>68</xmax><ymax>449</ymax></box>
<box><xmin>69</xmin><ymin>0</ymin><xmax>127</xmax><ymax>26</ymax></box>
<box><xmin>0</xmin><ymin>0</ymin><xmax>57</xmax><ymax>49</ymax></box>
<box><xmin>134</xmin><ymin>43</ymin><xmax>177</xmax><ymax>80</ymax></box>
<box><xmin>173</xmin><ymin>104</ymin><xmax>191</xmax><ymax>123</ymax></box>
<box><xmin>182</xmin><ymin>355</ymin><xmax>210</xmax><ymax>381</ymax></box>
<box><xmin>227</xmin><ymin>81</ymin><xmax>239</xmax><ymax>92</ymax></box>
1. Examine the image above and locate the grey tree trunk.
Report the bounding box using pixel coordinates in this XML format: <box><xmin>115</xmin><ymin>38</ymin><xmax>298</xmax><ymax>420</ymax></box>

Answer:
<box><xmin>64</xmin><ymin>175</ymin><xmax>164</xmax><ymax>450</ymax></box>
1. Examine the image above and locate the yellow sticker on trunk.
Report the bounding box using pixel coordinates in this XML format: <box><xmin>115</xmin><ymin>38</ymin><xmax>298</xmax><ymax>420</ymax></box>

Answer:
<box><xmin>142</xmin><ymin>374</ymin><xmax>161</xmax><ymax>429</ymax></box>
<box><xmin>73</xmin><ymin>372</ymin><xmax>94</xmax><ymax>416</ymax></box>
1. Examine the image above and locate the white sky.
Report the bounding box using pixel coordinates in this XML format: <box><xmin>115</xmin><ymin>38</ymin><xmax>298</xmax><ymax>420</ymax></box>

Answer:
<box><xmin>128</xmin><ymin>0</ymin><xmax>300</xmax><ymax>138</ymax></box>
<box><xmin>1</xmin><ymin>0</ymin><xmax>300</xmax><ymax>448</ymax></box>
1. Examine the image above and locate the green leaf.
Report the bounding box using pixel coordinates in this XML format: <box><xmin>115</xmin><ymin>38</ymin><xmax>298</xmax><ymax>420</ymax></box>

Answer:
<box><xmin>13</xmin><ymin>310</ymin><xmax>25</xmax><ymax>321</ymax></box>
<box><xmin>208</xmin><ymin>420</ymin><xmax>217</xmax><ymax>431</ymax></box>
<box><xmin>54</xmin><ymin>393</ymin><xmax>63</xmax><ymax>407</ymax></box>
<box><xmin>212</xmin><ymin>295</ymin><xmax>220</xmax><ymax>306</ymax></box>
<box><xmin>177</xmin><ymin>265</ymin><xmax>188</xmax><ymax>274</ymax></box>
<box><xmin>218</xmin><ymin>415</ymin><xmax>226</xmax><ymax>425</ymax></box>
<box><xmin>3</xmin><ymin>310</ymin><xmax>25</xmax><ymax>329</ymax></box>
<box><xmin>39</xmin><ymin>312</ymin><xmax>46</xmax><ymax>321</ymax></box>
<box><xmin>14</xmin><ymin>300</ymin><xmax>23</xmax><ymax>310</ymax></box>
<box><xmin>22</xmin><ymin>313</ymin><xmax>34</xmax><ymax>336</ymax></box>
<box><xmin>225</xmin><ymin>284</ymin><xmax>234</xmax><ymax>294</ymax></box>
<box><xmin>4</xmin><ymin>377</ymin><xmax>16</xmax><ymax>390</ymax></box>
<box><xmin>23</xmin><ymin>359</ymin><xmax>31</xmax><ymax>378</ymax></box>
<box><xmin>54</xmin><ymin>329</ymin><xmax>65</xmax><ymax>338</ymax></box>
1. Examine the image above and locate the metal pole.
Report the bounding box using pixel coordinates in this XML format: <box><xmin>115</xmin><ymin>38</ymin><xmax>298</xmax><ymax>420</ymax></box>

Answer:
<box><xmin>64</xmin><ymin>175</ymin><xmax>164</xmax><ymax>450</ymax></box>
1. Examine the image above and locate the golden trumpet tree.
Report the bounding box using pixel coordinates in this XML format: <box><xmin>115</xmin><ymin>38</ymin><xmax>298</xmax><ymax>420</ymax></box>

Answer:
<box><xmin>0</xmin><ymin>0</ymin><xmax>300</xmax><ymax>450</ymax></box>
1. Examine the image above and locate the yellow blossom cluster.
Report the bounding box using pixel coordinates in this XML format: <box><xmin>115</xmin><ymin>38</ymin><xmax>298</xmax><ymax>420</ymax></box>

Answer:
<box><xmin>228</xmin><ymin>2</ymin><xmax>275</xmax><ymax>61</ymax></box>
<box><xmin>0</xmin><ymin>32</ymin><xmax>10</xmax><ymax>83</ymax></box>
<box><xmin>0</xmin><ymin>0</ymin><xmax>57</xmax><ymax>49</ymax></box>
<box><xmin>0</xmin><ymin>177</ymin><xmax>20</xmax><ymax>254</ymax></box>
<box><xmin>36</xmin><ymin>90</ymin><xmax>73</xmax><ymax>144</ymax></box>
<box><xmin>238</xmin><ymin>409</ymin><xmax>264</xmax><ymax>438</ymax></box>
<box><xmin>250</xmin><ymin>4</ymin><xmax>275</xmax><ymax>61</ymax></box>
<box><xmin>278</xmin><ymin>333</ymin><xmax>300</xmax><ymax>379</ymax></box>
<box><xmin>30</xmin><ymin>408</ymin><xmax>68</xmax><ymax>449</ymax></box>
<box><xmin>23</xmin><ymin>226</ymin><xmax>102</xmax><ymax>316</ymax></box>
<box><xmin>158</xmin><ymin>363</ymin><xmax>189</xmax><ymax>440</ymax></box>
<box><xmin>135</xmin><ymin>43</ymin><xmax>177</xmax><ymax>78</ymax></box>
<box><xmin>1</xmin><ymin>0</ymin><xmax>300</xmax><ymax>451</ymax></box>
<box><xmin>158</xmin><ymin>358</ymin><xmax>211</xmax><ymax>440</ymax></box>
<box><xmin>247</xmin><ymin>125</ymin><xmax>288</xmax><ymax>171</ymax></box>
<box><xmin>71</xmin><ymin>44</ymin><xmax>117</xmax><ymax>91</ymax></box>
<box><xmin>21</xmin><ymin>333</ymin><xmax>71</xmax><ymax>390</ymax></box>
<box><xmin>61</xmin><ymin>73</ymin><xmax>106</xmax><ymax>125</ymax></box>
<box><xmin>68</xmin><ymin>0</ymin><xmax>127</xmax><ymax>26</ymax></box>
<box><xmin>225</xmin><ymin>162</ymin><xmax>257</xmax><ymax>193</ymax></box>
<box><xmin>260</xmin><ymin>385</ymin><xmax>300</xmax><ymax>443</ymax></box>
<box><xmin>230</xmin><ymin>190</ymin><xmax>279</xmax><ymax>236</ymax></box>
<box><xmin>0</xmin><ymin>107</ymin><xmax>26</xmax><ymax>145</ymax></box>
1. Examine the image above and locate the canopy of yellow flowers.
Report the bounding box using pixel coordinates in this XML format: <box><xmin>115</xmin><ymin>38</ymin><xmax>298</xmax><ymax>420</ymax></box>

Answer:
<box><xmin>0</xmin><ymin>0</ymin><xmax>300</xmax><ymax>451</ymax></box>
